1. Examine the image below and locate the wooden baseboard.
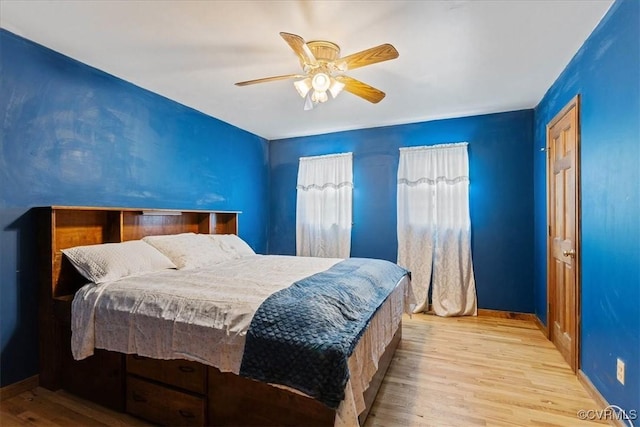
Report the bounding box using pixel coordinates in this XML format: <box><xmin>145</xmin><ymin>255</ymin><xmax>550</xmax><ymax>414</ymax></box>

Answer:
<box><xmin>0</xmin><ymin>375</ymin><xmax>39</xmax><ymax>402</ymax></box>
<box><xmin>577</xmin><ymin>370</ymin><xmax>608</xmax><ymax>408</ymax></box>
<box><xmin>577</xmin><ymin>370</ymin><xmax>627</xmax><ymax>427</ymax></box>
<box><xmin>477</xmin><ymin>308</ymin><xmax>536</xmax><ymax>322</ymax></box>
<box><xmin>533</xmin><ymin>315</ymin><xmax>549</xmax><ymax>338</ymax></box>
<box><xmin>477</xmin><ymin>310</ymin><xmax>549</xmax><ymax>339</ymax></box>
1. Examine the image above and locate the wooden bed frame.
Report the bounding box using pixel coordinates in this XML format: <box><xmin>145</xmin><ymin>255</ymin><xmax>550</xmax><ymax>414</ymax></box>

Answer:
<box><xmin>36</xmin><ymin>206</ymin><xmax>402</xmax><ymax>426</ymax></box>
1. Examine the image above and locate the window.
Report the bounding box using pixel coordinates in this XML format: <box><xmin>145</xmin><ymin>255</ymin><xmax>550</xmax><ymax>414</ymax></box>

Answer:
<box><xmin>296</xmin><ymin>153</ymin><xmax>353</xmax><ymax>258</ymax></box>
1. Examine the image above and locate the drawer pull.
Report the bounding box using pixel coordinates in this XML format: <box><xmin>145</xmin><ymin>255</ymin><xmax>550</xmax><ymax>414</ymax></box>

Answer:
<box><xmin>132</xmin><ymin>392</ymin><xmax>147</xmax><ymax>403</ymax></box>
<box><xmin>178</xmin><ymin>365</ymin><xmax>195</xmax><ymax>373</ymax></box>
<box><xmin>179</xmin><ymin>410</ymin><xmax>195</xmax><ymax>419</ymax></box>
<box><xmin>132</xmin><ymin>354</ymin><xmax>145</xmax><ymax>360</ymax></box>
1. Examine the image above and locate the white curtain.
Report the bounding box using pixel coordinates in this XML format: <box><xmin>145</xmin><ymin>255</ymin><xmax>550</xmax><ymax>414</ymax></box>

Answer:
<box><xmin>296</xmin><ymin>153</ymin><xmax>353</xmax><ymax>258</ymax></box>
<box><xmin>397</xmin><ymin>143</ymin><xmax>477</xmax><ymax>316</ymax></box>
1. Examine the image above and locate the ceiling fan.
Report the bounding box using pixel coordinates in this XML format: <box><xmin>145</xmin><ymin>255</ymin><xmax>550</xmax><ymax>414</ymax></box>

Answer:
<box><xmin>235</xmin><ymin>32</ymin><xmax>399</xmax><ymax>110</ymax></box>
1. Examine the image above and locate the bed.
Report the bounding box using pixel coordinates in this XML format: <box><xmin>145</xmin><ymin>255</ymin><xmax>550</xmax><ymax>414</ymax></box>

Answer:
<box><xmin>37</xmin><ymin>206</ymin><xmax>412</xmax><ymax>426</ymax></box>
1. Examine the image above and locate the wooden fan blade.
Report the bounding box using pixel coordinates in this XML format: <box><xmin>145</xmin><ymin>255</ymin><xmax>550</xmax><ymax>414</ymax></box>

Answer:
<box><xmin>280</xmin><ymin>32</ymin><xmax>318</xmax><ymax>66</ymax></box>
<box><xmin>336</xmin><ymin>44</ymin><xmax>399</xmax><ymax>71</ymax></box>
<box><xmin>235</xmin><ymin>74</ymin><xmax>303</xmax><ymax>86</ymax></box>
<box><xmin>334</xmin><ymin>75</ymin><xmax>386</xmax><ymax>103</ymax></box>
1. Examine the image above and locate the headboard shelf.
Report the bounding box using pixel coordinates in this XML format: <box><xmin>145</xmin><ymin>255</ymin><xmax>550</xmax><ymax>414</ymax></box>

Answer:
<box><xmin>38</xmin><ymin>206</ymin><xmax>240</xmax><ymax>298</ymax></box>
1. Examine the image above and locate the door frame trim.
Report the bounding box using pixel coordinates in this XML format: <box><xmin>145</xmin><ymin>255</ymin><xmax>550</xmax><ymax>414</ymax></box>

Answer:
<box><xmin>546</xmin><ymin>94</ymin><xmax>582</xmax><ymax>372</ymax></box>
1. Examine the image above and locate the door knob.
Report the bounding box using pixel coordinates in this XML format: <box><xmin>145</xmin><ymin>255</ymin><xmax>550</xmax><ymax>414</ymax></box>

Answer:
<box><xmin>563</xmin><ymin>249</ymin><xmax>576</xmax><ymax>258</ymax></box>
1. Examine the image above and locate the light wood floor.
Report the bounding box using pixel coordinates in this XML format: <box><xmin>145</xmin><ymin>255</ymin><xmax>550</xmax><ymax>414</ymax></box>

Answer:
<box><xmin>1</xmin><ymin>314</ymin><xmax>605</xmax><ymax>427</ymax></box>
<box><xmin>366</xmin><ymin>314</ymin><xmax>605</xmax><ymax>426</ymax></box>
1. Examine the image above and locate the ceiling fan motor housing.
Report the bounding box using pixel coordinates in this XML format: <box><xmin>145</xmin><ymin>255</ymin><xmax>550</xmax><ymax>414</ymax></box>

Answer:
<box><xmin>306</xmin><ymin>40</ymin><xmax>341</xmax><ymax>63</ymax></box>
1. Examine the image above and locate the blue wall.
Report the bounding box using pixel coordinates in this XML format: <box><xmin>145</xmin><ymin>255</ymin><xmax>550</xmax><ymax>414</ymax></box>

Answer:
<box><xmin>3</xmin><ymin>0</ymin><xmax>637</xmax><ymax>413</ymax></box>
<box><xmin>533</xmin><ymin>0</ymin><xmax>639</xmax><ymax>412</ymax></box>
<box><xmin>269</xmin><ymin>110</ymin><xmax>535</xmax><ymax>313</ymax></box>
<box><xmin>0</xmin><ymin>29</ymin><xmax>269</xmax><ymax>387</ymax></box>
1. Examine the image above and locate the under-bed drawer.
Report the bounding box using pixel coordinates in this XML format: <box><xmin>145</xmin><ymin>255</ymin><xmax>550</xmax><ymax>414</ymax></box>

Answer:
<box><xmin>126</xmin><ymin>355</ymin><xmax>206</xmax><ymax>394</ymax></box>
<box><xmin>127</xmin><ymin>375</ymin><xmax>206</xmax><ymax>426</ymax></box>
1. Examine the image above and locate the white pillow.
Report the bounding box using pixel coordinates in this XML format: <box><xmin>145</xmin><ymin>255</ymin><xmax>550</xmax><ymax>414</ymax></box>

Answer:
<box><xmin>62</xmin><ymin>240</ymin><xmax>177</xmax><ymax>284</ymax></box>
<box><xmin>142</xmin><ymin>233</ymin><xmax>235</xmax><ymax>269</ymax></box>
<box><xmin>211</xmin><ymin>234</ymin><xmax>256</xmax><ymax>257</ymax></box>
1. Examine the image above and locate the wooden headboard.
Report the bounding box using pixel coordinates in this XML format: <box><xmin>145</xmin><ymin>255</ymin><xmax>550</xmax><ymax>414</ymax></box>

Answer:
<box><xmin>37</xmin><ymin>206</ymin><xmax>239</xmax><ymax>298</ymax></box>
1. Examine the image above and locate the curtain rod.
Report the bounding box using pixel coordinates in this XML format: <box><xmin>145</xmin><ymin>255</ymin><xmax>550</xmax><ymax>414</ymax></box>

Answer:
<box><xmin>299</xmin><ymin>152</ymin><xmax>352</xmax><ymax>161</ymax></box>
<box><xmin>399</xmin><ymin>142</ymin><xmax>468</xmax><ymax>151</ymax></box>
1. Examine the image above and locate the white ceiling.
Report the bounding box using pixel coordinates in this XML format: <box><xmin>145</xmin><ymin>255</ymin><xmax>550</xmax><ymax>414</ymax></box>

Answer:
<box><xmin>1</xmin><ymin>1</ymin><xmax>612</xmax><ymax>140</ymax></box>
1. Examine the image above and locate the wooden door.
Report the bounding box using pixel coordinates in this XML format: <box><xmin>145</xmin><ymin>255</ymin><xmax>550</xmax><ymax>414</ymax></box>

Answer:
<box><xmin>547</xmin><ymin>95</ymin><xmax>581</xmax><ymax>372</ymax></box>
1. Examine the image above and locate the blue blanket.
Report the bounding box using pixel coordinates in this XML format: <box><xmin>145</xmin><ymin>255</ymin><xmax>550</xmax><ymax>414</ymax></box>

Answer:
<box><xmin>239</xmin><ymin>258</ymin><xmax>408</xmax><ymax>409</ymax></box>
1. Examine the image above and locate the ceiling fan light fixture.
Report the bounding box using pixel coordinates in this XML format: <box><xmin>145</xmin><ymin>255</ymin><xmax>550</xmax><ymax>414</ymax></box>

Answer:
<box><xmin>311</xmin><ymin>72</ymin><xmax>331</xmax><ymax>93</ymax></box>
<box><xmin>311</xmin><ymin>90</ymin><xmax>328</xmax><ymax>103</ymax></box>
<box><xmin>328</xmin><ymin>78</ymin><xmax>345</xmax><ymax>99</ymax></box>
<box><xmin>294</xmin><ymin>78</ymin><xmax>312</xmax><ymax>98</ymax></box>
<box><xmin>304</xmin><ymin>93</ymin><xmax>315</xmax><ymax>110</ymax></box>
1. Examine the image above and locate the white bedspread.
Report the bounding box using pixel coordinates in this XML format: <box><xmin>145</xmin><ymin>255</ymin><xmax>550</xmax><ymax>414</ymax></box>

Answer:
<box><xmin>72</xmin><ymin>254</ymin><xmax>341</xmax><ymax>373</ymax></box>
